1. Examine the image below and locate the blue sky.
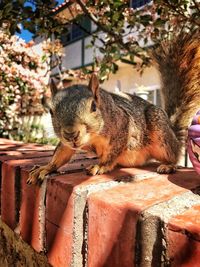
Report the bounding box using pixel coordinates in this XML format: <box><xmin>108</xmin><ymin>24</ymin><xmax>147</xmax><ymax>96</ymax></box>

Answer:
<box><xmin>17</xmin><ymin>0</ymin><xmax>64</xmax><ymax>42</ymax></box>
<box><xmin>18</xmin><ymin>28</ymin><xmax>34</xmax><ymax>42</ymax></box>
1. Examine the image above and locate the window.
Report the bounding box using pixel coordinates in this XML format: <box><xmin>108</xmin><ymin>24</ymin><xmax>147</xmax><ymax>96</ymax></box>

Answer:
<box><xmin>71</xmin><ymin>24</ymin><xmax>83</xmax><ymax>40</ymax></box>
<box><xmin>61</xmin><ymin>24</ymin><xmax>84</xmax><ymax>45</ymax></box>
<box><xmin>131</xmin><ymin>0</ymin><xmax>152</xmax><ymax>9</ymax></box>
<box><xmin>136</xmin><ymin>88</ymin><xmax>162</xmax><ymax>106</ymax></box>
<box><xmin>147</xmin><ymin>89</ymin><xmax>162</xmax><ymax>107</ymax></box>
<box><xmin>61</xmin><ymin>16</ymin><xmax>91</xmax><ymax>46</ymax></box>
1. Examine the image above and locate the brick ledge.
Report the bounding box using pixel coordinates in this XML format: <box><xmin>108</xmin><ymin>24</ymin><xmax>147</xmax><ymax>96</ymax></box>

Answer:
<box><xmin>0</xmin><ymin>138</ymin><xmax>200</xmax><ymax>267</ymax></box>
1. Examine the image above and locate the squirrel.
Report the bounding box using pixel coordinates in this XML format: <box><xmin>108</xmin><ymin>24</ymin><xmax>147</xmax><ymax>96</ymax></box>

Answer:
<box><xmin>27</xmin><ymin>32</ymin><xmax>200</xmax><ymax>185</ymax></box>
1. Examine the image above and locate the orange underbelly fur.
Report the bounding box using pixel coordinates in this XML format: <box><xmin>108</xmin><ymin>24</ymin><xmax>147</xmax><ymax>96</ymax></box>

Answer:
<box><xmin>116</xmin><ymin>148</ymin><xmax>150</xmax><ymax>167</ymax></box>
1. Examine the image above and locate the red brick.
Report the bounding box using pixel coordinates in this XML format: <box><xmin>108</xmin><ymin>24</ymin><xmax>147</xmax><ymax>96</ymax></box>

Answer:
<box><xmin>1</xmin><ymin>157</ymin><xmax>51</xmax><ymax>229</ymax></box>
<box><xmin>167</xmin><ymin>204</ymin><xmax>200</xmax><ymax>266</ymax></box>
<box><xmin>0</xmin><ymin>138</ymin><xmax>23</xmax><ymax>145</ymax></box>
<box><xmin>2</xmin><ymin>156</ymin><xmax>56</xmax><ymax>254</ymax></box>
<box><xmin>46</xmin><ymin>168</ymin><xmax>108</xmax><ymax>267</ymax></box>
<box><xmin>0</xmin><ymin>151</ymin><xmax>53</xmax><ymax>216</ymax></box>
<box><xmin>0</xmin><ymin>138</ymin><xmax>18</xmax><ymax>145</ymax></box>
<box><xmin>47</xmin><ymin>161</ymin><xmax>156</xmax><ymax>255</ymax></box>
<box><xmin>46</xmin><ymin>164</ymin><xmax>157</xmax><ymax>267</ymax></box>
<box><xmin>20</xmin><ymin>168</ymin><xmax>47</xmax><ymax>252</ymax></box>
<box><xmin>46</xmin><ymin>179</ymin><xmax>75</xmax><ymax>267</ymax></box>
<box><xmin>167</xmin><ymin>231</ymin><xmax>200</xmax><ymax>267</ymax></box>
<box><xmin>0</xmin><ymin>138</ymin><xmax>54</xmax><ymax>154</ymax></box>
<box><xmin>2</xmin><ymin>137</ymin><xmax>200</xmax><ymax>266</ymax></box>
<box><xmin>0</xmin><ymin>151</ymin><xmax>53</xmax><ymax>161</ymax></box>
<box><xmin>86</xmin><ymin>171</ymin><xmax>199</xmax><ymax>267</ymax></box>
<box><xmin>167</xmin><ymin>167</ymin><xmax>200</xmax><ymax>190</ymax></box>
<box><xmin>88</xmin><ymin>196</ymin><xmax>138</xmax><ymax>267</ymax></box>
<box><xmin>38</xmin><ymin>166</ymin><xmax>200</xmax><ymax>266</ymax></box>
<box><xmin>0</xmin><ymin>139</ymin><xmax>53</xmax><ymax>223</ymax></box>
<box><xmin>168</xmin><ymin>205</ymin><xmax>200</xmax><ymax>241</ymax></box>
<box><xmin>20</xmin><ymin>157</ymin><xmax>97</xmax><ymax>255</ymax></box>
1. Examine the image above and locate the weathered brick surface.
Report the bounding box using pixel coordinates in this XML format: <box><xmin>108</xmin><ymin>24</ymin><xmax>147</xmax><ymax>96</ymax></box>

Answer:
<box><xmin>0</xmin><ymin>138</ymin><xmax>53</xmax><ymax>152</ymax></box>
<box><xmin>0</xmin><ymin>138</ymin><xmax>200</xmax><ymax>267</ymax></box>
<box><xmin>20</xmin><ymin>169</ymin><xmax>47</xmax><ymax>253</ymax></box>
<box><xmin>167</xmin><ymin>205</ymin><xmax>200</xmax><ymax>266</ymax></box>
<box><xmin>168</xmin><ymin>205</ymin><xmax>200</xmax><ymax>241</ymax></box>
<box><xmin>0</xmin><ymin>146</ymin><xmax>53</xmax><ymax>215</ymax></box>
<box><xmin>167</xmin><ymin>231</ymin><xmax>200</xmax><ymax>267</ymax></box>
<box><xmin>1</xmin><ymin>157</ymin><xmax>51</xmax><ymax>229</ymax></box>
<box><xmin>86</xmin><ymin>174</ymin><xmax>191</xmax><ymax>267</ymax></box>
<box><xmin>44</xmin><ymin>166</ymin><xmax>149</xmax><ymax>267</ymax></box>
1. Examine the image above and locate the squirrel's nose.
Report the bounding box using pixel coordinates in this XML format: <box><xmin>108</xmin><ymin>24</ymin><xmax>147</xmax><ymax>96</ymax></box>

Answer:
<box><xmin>63</xmin><ymin>130</ymin><xmax>80</xmax><ymax>141</ymax></box>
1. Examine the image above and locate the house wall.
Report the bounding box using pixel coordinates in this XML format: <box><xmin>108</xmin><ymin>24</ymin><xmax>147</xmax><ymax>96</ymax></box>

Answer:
<box><xmin>61</xmin><ymin>30</ymin><xmax>104</xmax><ymax>70</ymax></box>
<box><xmin>102</xmin><ymin>62</ymin><xmax>160</xmax><ymax>93</ymax></box>
<box><xmin>60</xmin><ymin>34</ymin><xmax>161</xmax><ymax>96</ymax></box>
<box><xmin>62</xmin><ymin>40</ymin><xmax>82</xmax><ymax>69</ymax></box>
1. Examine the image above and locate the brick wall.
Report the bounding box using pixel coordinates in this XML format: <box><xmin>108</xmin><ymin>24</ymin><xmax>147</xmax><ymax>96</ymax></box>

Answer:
<box><xmin>0</xmin><ymin>138</ymin><xmax>200</xmax><ymax>267</ymax></box>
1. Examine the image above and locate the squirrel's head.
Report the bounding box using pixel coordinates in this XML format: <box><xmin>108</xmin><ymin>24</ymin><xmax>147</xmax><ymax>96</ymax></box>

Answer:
<box><xmin>49</xmin><ymin>74</ymin><xmax>104</xmax><ymax>149</ymax></box>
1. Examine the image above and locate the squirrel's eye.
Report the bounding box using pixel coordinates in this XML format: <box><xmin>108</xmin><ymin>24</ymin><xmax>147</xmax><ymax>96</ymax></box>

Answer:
<box><xmin>91</xmin><ymin>101</ymin><xmax>97</xmax><ymax>112</ymax></box>
<box><xmin>49</xmin><ymin>108</ymin><xmax>53</xmax><ymax>116</ymax></box>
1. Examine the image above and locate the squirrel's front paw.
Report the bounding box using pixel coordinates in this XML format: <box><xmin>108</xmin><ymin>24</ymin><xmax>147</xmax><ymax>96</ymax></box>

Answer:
<box><xmin>86</xmin><ymin>164</ymin><xmax>113</xmax><ymax>175</ymax></box>
<box><xmin>27</xmin><ymin>165</ymin><xmax>50</xmax><ymax>185</ymax></box>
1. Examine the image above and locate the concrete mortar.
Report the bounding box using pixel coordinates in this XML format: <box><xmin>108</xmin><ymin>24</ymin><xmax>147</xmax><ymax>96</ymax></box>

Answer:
<box><xmin>71</xmin><ymin>181</ymin><xmax>121</xmax><ymax>267</ymax></box>
<box><xmin>136</xmin><ymin>191</ymin><xmax>200</xmax><ymax>267</ymax></box>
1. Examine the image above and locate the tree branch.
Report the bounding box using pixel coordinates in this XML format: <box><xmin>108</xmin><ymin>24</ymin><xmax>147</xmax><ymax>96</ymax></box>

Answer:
<box><xmin>162</xmin><ymin>0</ymin><xmax>200</xmax><ymax>27</ymax></box>
<box><xmin>75</xmin><ymin>0</ymin><xmax>143</xmax><ymax>58</ymax></box>
<box><xmin>192</xmin><ymin>0</ymin><xmax>200</xmax><ymax>13</ymax></box>
<box><xmin>68</xmin><ymin>5</ymin><xmax>106</xmax><ymax>46</ymax></box>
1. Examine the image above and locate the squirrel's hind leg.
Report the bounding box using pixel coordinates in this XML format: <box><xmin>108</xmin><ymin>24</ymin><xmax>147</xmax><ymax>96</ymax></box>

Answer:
<box><xmin>150</xmin><ymin>133</ymin><xmax>180</xmax><ymax>174</ymax></box>
<box><xmin>149</xmin><ymin>133</ymin><xmax>180</xmax><ymax>174</ymax></box>
<box><xmin>146</xmin><ymin>105</ymin><xmax>181</xmax><ymax>174</ymax></box>
<box><xmin>156</xmin><ymin>164</ymin><xmax>176</xmax><ymax>174</ymax></box>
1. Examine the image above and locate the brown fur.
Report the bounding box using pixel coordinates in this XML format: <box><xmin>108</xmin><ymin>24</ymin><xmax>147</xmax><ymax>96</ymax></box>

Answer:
<box><xmin>153</xmin><ymin>31</ymin><xmax>200</xmax><ymax>143</ymax></box>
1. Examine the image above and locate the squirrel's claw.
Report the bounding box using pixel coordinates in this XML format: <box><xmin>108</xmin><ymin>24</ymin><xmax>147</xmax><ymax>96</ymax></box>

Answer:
<box><xmin>157</xmin><ymin>164</ymin><xmax>176</xmax><ymax>174</ymax></box>
<box><xmin>27</xmin><ymin>165</ymin><xmax>50</xmax><ymax>185</ymax></box>
<box><xmin>86</xmin><ymin>164</ymin><xmax>113</xmax><ymax>175</ymax></box>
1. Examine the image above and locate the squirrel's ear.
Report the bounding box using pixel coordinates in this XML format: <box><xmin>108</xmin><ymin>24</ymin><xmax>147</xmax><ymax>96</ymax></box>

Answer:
<box><xmin>50</xmin><ymin>78</ymin><xmax>58</xmax><ymax>97</ymax></box>
<box><xmin>88</xmin><ymin>73</ymin><xmax>100</xmax><ymax>104</ymax></box>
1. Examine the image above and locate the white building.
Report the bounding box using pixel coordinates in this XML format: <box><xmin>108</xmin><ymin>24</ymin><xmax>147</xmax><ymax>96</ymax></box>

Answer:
<box><xmin>51</xmin><ymin>0</ymin><xmax>162</xmax><ymax>106</ymax></box>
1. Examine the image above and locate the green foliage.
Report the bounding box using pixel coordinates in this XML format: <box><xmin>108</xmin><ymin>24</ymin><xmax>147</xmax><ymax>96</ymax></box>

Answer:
<box><xmin>0</xmin><ymin>30</ymin><xmax>48</xmax><ymax>138</ymax></box>
<box><xmin>0</xmin><ymin>0</ymin><xmax>62</xmax><ymax>36</ymax></box>
<box><xmin>0</xmin><ymin>0</ymin><xmax>200</xmax><ymax>81</ymax></box>
<box><xmin>13</xmin><ymin>115</ymin><xmax>59</xmax><ymax>145</ymax></box>
<box><xmin>74</xmin><ymin>0</ymin><xmax>200</xmax><ymax>79</ymax></box>
<box><xmin>0</xmin><ymin>0</ymin><xmax>199</xmax><ymax>143</ymax></box>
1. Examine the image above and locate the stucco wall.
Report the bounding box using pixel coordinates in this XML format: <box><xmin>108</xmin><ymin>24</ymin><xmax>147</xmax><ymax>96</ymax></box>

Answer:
<box><xmin>102</xmin><ymin>62</ymin><xmax>161</xmax><ymax>93</ymax></box>
<box><xmin>62</xmin><ymin>40</ymin><xmax>82</xmax><ymax>69</ymax></box>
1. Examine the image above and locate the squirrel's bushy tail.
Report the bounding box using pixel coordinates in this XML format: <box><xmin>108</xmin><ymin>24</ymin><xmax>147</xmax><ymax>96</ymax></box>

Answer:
<box><xmin>153</xmin><ymin>31</ymin><xmax>200</xmax><ymax>143</ymax></box>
